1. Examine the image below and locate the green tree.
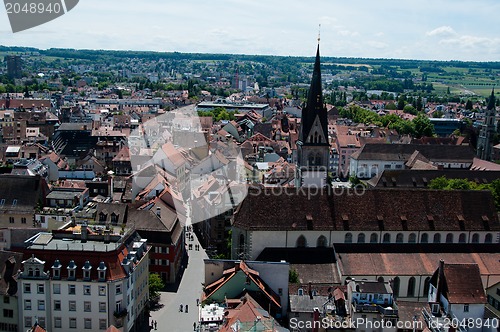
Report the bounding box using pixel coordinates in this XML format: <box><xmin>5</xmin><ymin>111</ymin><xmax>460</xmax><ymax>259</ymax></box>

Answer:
<box><xmin>403</xmin><ymin>104</ymin><xmax>417</xmax><ymax>115</ymax></box>
<box><xmin>412</xmin><ymin>114</ymin><xmax>435</xmax><ymax>138</ymax></box>
<box><xmin>465</xmin><ymin>99</ymin><xmax>473</xmax><ymax>110</ymax></box>
<box><xmin>397</xmin><ymin>94</ymin><xmax>406</xmax><ymax>110</ymax></box>
<box><xmin>289</xmin><ymin>269</ymin><xmax>299</xmax><ymax>283</ymax></box>
<box><xmin>416</xmin><ymin>96</ymin><xmax>423</xmax><ymax>112</ymax></box>
<box><xmin>149</xmin><ymin>273</ymin><xmax>165</xmax><ymax>300</ymax></box>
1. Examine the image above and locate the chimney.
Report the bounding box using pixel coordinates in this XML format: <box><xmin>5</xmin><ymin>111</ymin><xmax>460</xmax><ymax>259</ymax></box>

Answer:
<box><xmin>156</xmin><ymin>206</ymin><xmax>161</xmax><ymax>218</ymax></box>
<box><xmin>81</xmin><ymin>223</ymin><xmax>88</xmax><ymax>243</ymax></box>
<box><xmin>308</xmin><ymin>282</ymin><xmax>313</xmax><ymax>300</ymax></box>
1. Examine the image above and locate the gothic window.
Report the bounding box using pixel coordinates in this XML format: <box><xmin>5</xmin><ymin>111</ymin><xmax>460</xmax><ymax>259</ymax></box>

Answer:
<box><xmin>383</xmin><ymin>233</ymin><xmax>391</xmax><ymax>243</ymax></box>
<box><xmin>344</xmin><ymin>233</ymin><xmax>352</xmax><ymax>243</ymax></box>
<box><xmin>315</xmin><ymin>153</ymin><xmax>322</xmax><ymax>166</ymax></box>
<box><xmin>296</xmin><ymin>235</ymin><xmax>307</xmax><ymax>248</ymax></box>
<box><xmin>485</xmin><ymin>233</ymin><xmax>492</xmax><ymax>243</ymax></box>
<box><xmin>396</xmin><ymin>233</ymin><xmax>404</xmax><ymax>243</ymax></box>
<box><xmin>370</xmin><ymin>233</ymin><xmax>378</xmax><ymax>243</ymax></box>
<box><xmin>407</xmin><ymin>277</ymin><xmax>416</xmax><ymax>297</ymax></box>
<box><xmin>472</xmin><ymin>233</ymin><xmax>479</xmax><ymax>243</ymax></box>
<box><xmin>433</xmin><ymin>233</ymin><xmax>441</xmax><ymax>243</ymax></box>
<box><xmin>408</xmin><ymin>233</ymin><xmax>416</xmax><ymax>243</ymax></box>
<box><xmin>421</xmin><ymin>233</ymin><xmax>428</xmax><ymax>243</ymax></box>
<box><xmin>317</xmin><ymin>235</ymin><xmax>327</xmax><ymax>247</ymax></box>
<box><xmin>458</xmin><ymin>233</ymin><xmax>466</xmax><ymax>243</ymax></box>
<box><xmin>423</xmin><ymin>277</ymin><xmax>431</xmax><ymax>297</ymax></box>
<box><xmin>393</xmin><ymin>277</ymin><xmax>400</xmax><ymax>298</ymax></box>
<box><xmin>445</xmin><ymin>233</ymin><xmax>453</xmax><ymax>243</ymax></box>
<box><xmin>357</xmin><ymin>233</ymin><xmax>365</xmax><ymax>243</ymax></box>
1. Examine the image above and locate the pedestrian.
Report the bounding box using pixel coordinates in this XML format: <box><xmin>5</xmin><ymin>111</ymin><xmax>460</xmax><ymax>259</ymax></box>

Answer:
<box><xmin>185</xmin><ymin>304</ymin><xmax>189</xmax><ymax>313</ymax></box>
<box><xmin>154</xmin><ymin>321</ymin><xmax>157</xmax><ymax>330</ymax></box>
<box><xmin>196</xmin><ymin>298</ymin><xmax>199</xmax><ymax>306</ymax></box>
<box><xmin>193</xmin><ymin>322</ymin><xmax>197</xmax><ymax>331</ymax></box>
<box><xmin>180</xmin><ymin>303</ymin><xmax>183</xmax><ymax>312</ymax></box>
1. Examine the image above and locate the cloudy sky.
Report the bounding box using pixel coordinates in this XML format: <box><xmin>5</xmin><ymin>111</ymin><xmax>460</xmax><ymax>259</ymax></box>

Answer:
<box><xmin>1</xmin><ymin>0</ymin><xmax>499</xmax><ymax>61</ymax></box>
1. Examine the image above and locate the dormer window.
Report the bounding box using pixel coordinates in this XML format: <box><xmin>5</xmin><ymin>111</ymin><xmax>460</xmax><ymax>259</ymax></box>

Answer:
<box><xmin>82</xmin><ymin>261</ymin><xmax>92</xmax><ymax>281</ymax></box>
<box><xmin>110</xmin><ymin>213</ymin><xmax>118</xmax><ymax>224</ymax></box>
<box><xmin>52</xmin><ymin>259</ymin><xmax>61</xmax><ymax>279</ymax></box>
<box><xmin>97</xmin><ymin>261</ymin><xmax>107</xmax><ymax>281</ymax></box>
<box><xmin>67</xmin><ymin>260</ymin><xmax>76</xmax><ymax>280</ymax></box>
<box><xmin>99</xmin><ymin>212</ymin><xmax>107</xmax><ymax>222</ymax></box>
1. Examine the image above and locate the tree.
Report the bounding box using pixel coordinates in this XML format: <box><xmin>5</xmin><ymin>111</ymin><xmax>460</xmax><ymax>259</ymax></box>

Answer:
<box><xmin>412</xmin><ymin>114</ymin><xmax>435</xmax><ymax>138</ymax></box>
<box><xmin>397</xmin><ymin>94</ymin><xmax>406</xmax><ymax>110</ymax></box>
<box><xmin>403</xmin><ymin>104</ymin><xmax>417</xmax><ymax>115</ymax></box>
<box><xmin>149</xmin><ymin>273</ymin><xmax>165</xmax><ymax>301</ymax></box>
<box><xmin>416</xmin><ymin>96</ymin><xmax>423</xmax><ymax>112</ymax></box>
<box><xmin>289</xmin><ymin>269</ymin><xmax>299</xmax><ymax>283</ymax></box>
<box><xmin>465</xmin><ymin>99</ymin><xmax>473</xmax><ymax>110</ymax></box>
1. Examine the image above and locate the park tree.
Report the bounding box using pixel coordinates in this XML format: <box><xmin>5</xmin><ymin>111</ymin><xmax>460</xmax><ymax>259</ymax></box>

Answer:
<box><xmin>416</xmin><ymin>96</ymin><xmax>423</xmax><ymax>112</ymax></box>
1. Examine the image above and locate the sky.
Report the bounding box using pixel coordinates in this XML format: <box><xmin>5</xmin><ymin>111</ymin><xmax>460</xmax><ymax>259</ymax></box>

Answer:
<box><xmin>1</xmin><ymin>0</ymin><xmax>500</xmax><ymax>61</ymax></box>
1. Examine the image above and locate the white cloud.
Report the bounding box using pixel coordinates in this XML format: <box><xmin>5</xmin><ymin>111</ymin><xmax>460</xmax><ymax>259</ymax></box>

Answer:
<box><xmin>426</xmin><ymin>26</ymin><xmax>456</xmax><ymax>37</ymax></box>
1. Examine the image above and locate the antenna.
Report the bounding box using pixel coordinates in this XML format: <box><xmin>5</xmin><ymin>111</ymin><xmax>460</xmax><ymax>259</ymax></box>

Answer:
<box><xmin>318</xmin><ymin>24</ymin><xmax>321</xmax><ymax>44</ymax></box>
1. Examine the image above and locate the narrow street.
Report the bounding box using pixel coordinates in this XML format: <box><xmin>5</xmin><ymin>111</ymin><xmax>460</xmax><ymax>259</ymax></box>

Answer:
<box><xmin>145</xmin><ymin>230</ymin><xmax>208</xmax><ymax>332</ymax></box>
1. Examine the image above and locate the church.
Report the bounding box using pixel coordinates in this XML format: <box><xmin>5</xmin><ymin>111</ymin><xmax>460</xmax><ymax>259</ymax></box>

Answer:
<box><xmin>295</xmin><ymin>43</ymin><xmax>330</xmax><ymax>187</ymax></box>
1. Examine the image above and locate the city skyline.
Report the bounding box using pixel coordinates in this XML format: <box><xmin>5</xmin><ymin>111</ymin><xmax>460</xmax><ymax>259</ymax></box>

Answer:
<box><xmin>1</xmin><ymin>0</ymin><xmax>500</xmax><ymax>62</ymax></box>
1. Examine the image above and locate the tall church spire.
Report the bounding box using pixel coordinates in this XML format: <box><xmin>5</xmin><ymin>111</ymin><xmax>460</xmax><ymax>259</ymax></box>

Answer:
<box><xmin>295</xmin><ymin>41</ymin><xmax>330</xmax><ymax>188</ymax></box>
<box><xmin>487</xmin><ymin>88</ymin><xmax>495</xmax><ymax>110</ymax></box>
<box><xmin>300</xmin><ymin>43</ymin><xmax>328</xmax><ymax>144</ymax></box>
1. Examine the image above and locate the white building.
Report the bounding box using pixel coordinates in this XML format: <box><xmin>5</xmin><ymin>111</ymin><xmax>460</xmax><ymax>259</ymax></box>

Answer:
<box><xmin>16</xmin><ymin>226</ymin><xmax>149</xmax><ymax>332</ymax></box>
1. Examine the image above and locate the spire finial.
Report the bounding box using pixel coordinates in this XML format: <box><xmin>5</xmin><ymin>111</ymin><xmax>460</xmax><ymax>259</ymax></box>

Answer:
<box><xmin>317</xmin><ymin>24</ymin><xmax>321</xmax><ymax>44</ymax></box>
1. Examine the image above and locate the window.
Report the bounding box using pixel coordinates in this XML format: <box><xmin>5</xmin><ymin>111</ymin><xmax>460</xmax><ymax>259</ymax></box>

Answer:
<box><xmin>84</xmin><ymin>301</ymin><xmax>91</xmax><ymax>312</ymax></box>
<box><xmin>99</xmin><ymin>302</ymin><xmax>106</xmax><ymax>313</ymax></box>
<box><xmin>464</xmin><ymin>304</ymin><xmax>469</xmax><ymax>312</ymax></box>
<box><xmin>38</xmin><ymin>300</ymin><xmax>45</xmax><ymax>311</ymax></box>
<box><xmin>54</xmin><ymin>317</ymin><xmax>62</xmax><ymax>328</ymax></box>
<box><xmin>408</xmin><ymin>233</ymin><xmax>416</xmax><ymax>243</ymax></box>
<box><xmin>317</xmin><ymin>235</ymin><xmax>327</xmax><ymax>247</ymax></box>
<box><xmin>9</xmin><ymin>217</ymin><xmax>14</xmax><ymax>224</ymax></box>
<box><xmin>298</xmin><ymin>288</ymin><xmax>304</xmax><ymax>296</ymax></box>
<box><xmin>24</xmin><ymin>299</ymin><xmax>32</xmax><ymax>310</ymax></box>
<box><xmin>116</xmin><ymin>284</ymin><xmax>122</xmax><ymax>295</ymax></box>
<box><xmin>3</xmin><ymin>309</ymin><xmax>13</xmax><ymax>318</ymax></box>
<box><xmin>116</xmin><ymin>300</ymin><xmax>122</xmax><ymax>313</ymax></box>
<box><xmin>446</xmin><ymin>233</ymin><xmax>453</xmax><ymax>243</ymax></box>
<box><xmin>344</xmin><ymin>233</ymin><xmax>353</xmax><ymax>243</ymax></box>
<box><xmin>24</xmin><ymin>317</ymin><xmax>32</xmax><ymax>328</ymax></box>
<box><xmin>370</xmin><ymin>233</ymin><xmax>378</xmax><ymax>243</ymax></box>
<box><xmin>431</xmin><ymin>233</ymin><xmax>441</xmax><ymax>243</ymax></box>
<box><xmin>396</xmin><ymin>233</ymin><xmax>404</xmax><ymax>243</ymax></box>
<box><xmin>98</xmin><ymin>270</ymin><xmax>105</xmax><ymax>281</ymax></box>
<box><xmin>68</xmin><ymin>284</ymin><xmax>76</xmax><ymax>295</ymax></box>
<box><xmin>296</xmin><ymin>235</ymin><xmax>307</xmax><ymax>247</ymax></box>
<box><xmin>24</xmin><ymin>283</ymin><xmax>31</xmax><ymax>293</ymax></box>
<box><xmin>383</xmin><ymin>233</ymin><xmax>391</xmax><ymax>243</ymax></box>
<box><xmin>3</xmin><ymin>296</ymin><xmax>9</xmax><ymax>304</ymax></box>
<box><xmin>53</xmin><ymin>268</ymin><xmax>60</xmax><ymax>279</ymax></box>
<box><xmin>37</xmin><ymin>284</ymin><xmax>44</xmax><ymax>294</ymax></box>
<box><xmin>84</xmin><ymin>285</ymin><xmax>91</xmax><ymax>295</ymax></box>
<box><xmin>99</xmin><ymin>319</ymin><xmax>107</xmax><ymax>330</ymax></box>
<box><xmin>99</xmin><ymin>286</ymin><xmax>106</xmax><ymax>296</ymax></box>
<box><xmin>407</xmin><ymin>277</ymin><xmax>416</xmax><ymax>297</ymax></box>
<box><xmin>69</xmin><ymin>318</ymin><xmax>77</xmax><ymax>328</ymax></box>
<box><xmin>357</xmin><ymin>233</ymin><xmax>365</xmax><ymax>243</ymax></box>
<box><xmin>423</xmin><ymin>277</ymin><xmax>431</xmax><ymax>297</ymax></box>
<box><xmin>459</xmin><ymin>233</ymin><xmax>466</xmax><ymax>243</ymax></box>
<box><xmin>21</xmin><ymin>217</ymin><xmax>26</xmax><ymax>224</ymax></box>
<box><xmin>485</xmin><ymin>233</ymin><xmax>492</xmax><ymax>243</ymax></box>
<box><xmin>68</xmin><ymin>269</ymin><xmax>75</xmax><ymax>279</ymax></box>
<box><xmin>472</xmin><ymin>233</ymin><xmax>479</xmax><ymax>243</ymax></box>
<box><xmin>421</xmin><ymin>233</ymin><xmax>428</xmax><ymax>243</ymax></box>
<box><xmin>54</xmin><ymin>300</ymin><xmax>61</xmax><ymax>311</ymax></box>
<box><xmin>69</xmin><ymin>301</ymin><xmax>76</xmax><ymax>311</ymax></box>
<box><xmin>53</xmin><ymin>283</ymin><xmax>60</xmax><ymax>294</ymax></box>
<box><xmin>84</xmin><ymin>318</ymin><xmax>92</xmax><ymax>329</ymax></box>
<box><xmin>84</xmin><ymin>270</ymin><xmax>90</xmax><ymax>280</ymax></box>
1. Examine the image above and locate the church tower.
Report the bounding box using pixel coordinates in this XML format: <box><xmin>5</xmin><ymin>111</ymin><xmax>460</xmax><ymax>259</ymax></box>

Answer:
<box><xmin>296</xmin><ymin>43</ymin><xmax>330</xmax><ymax>187</ymax></box>
<box><xmin>476</xmin><ymin>89</ymin><xmax>497</xmax><ymax>160</ymax></box>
